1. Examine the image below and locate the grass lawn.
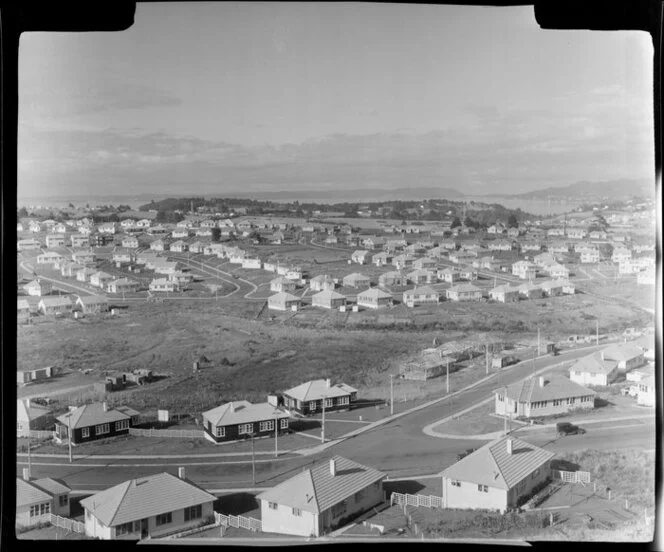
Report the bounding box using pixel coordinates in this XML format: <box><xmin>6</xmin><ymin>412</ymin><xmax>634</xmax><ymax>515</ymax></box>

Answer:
<box><xmin>17</xmin><ymin>525</ymin><xmax>92</xmax><ymax>540</ymax></box>
<box><xmin>431</xmin><ymin>401</ymin><xmax>505</xmax><ymax>436</ymax></box>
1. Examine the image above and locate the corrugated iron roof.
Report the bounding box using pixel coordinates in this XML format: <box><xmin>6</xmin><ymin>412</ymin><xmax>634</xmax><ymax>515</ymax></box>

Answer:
<box><xmin>56</xmin><ymin>402</ymin><xmax>130</xmax><ymax>429</ymax></box>
<box><xmin>283</xmin><ymin>379</ymin><xmax>351</xmax><ymax>401</ymax></box>
<box><xmin>499</xmin><ymin>375</ymin><xmax>596</xmax><ymax>403</ymax></box>
<box><xmin>16</xmin><ymin>478</ymin><xmax>53</xmax><ymax>507</ymax></box>
<box><xmin>601</xmin><ymin>343</ymin><xmax>645</xmax><ymax>362</ymax></box>
<box><xmin>79</xmin><ymin>472</ymin><xmax>216</xmax><ymax>527</ymax></box>
<box><xmin>441</xmin><ymin>436</ymin><xmax>554</xmax><ymax>490</ymax></box>
<box><xmin>256</xmin><ymin>455</ymin><xmax>385</xmax><ymax>514</ymax></box>
<box><xmin>31</xmin><ymin>478</ymin><xmax>71</xmax><ymax>497</ymax></box>
<box><xmin>570</xmin><ymin>352</ymin><xmax>619</xmax><ymax>376</ymax></box>
<box><xmin>202</xmin><ymin>401</ymin><xmax>288</xmax><ymax>426</ymax></box>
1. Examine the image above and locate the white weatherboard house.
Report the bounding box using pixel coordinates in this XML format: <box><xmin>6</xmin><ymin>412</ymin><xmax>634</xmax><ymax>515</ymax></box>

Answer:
<box><xmin>257</xmin><ymin>456</ymin><xmax>386</xmax><ymax>537</ymax></box>
<box><xmin>268</xmin><ymin>291</ymin><xmax>301</xmax><ymax>311</ymax></box>
<box><xmin>569</xmin><ymin>351</ymin><xmax>620</xmax><ymax>387</ymax></box>
<box><xmin>312</xmin><ymin>289</ymin><xmax>347</xmax><ymax>309</ymax></box>
<box><xmin>441</xmin><ymin>436</ymin><xmax>554</xmax><ymax>513</ymax></box>
<box><xmin>80</xmin><ymin>471</ymin><xmax>217</xmax><ymax>540</ymax></box>
<box><xmin>356</xmin><ymin>287</ymin><xmax>393</xmax><ymax>309</ymax></box>
<box><xmin>16</xmin><ymin>474</ymin><xmax>72</xmax><ymax>529</ymax></box>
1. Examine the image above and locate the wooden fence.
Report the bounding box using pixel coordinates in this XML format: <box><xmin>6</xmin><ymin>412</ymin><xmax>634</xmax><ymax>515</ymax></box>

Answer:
<box><xmin>128</xmin><ymin>428</ymin><xmax>205</xmax><ymax>439</ymax></box>
<box><xmin>552</xmin><ymin>470</ymin><xmax>591</xmax><ymax>484</ymax></box>
<box><xmin>214</xmin><ymin>512</ymin><xmax>262</xmax><ymax>532</ymax></box>
<box><xmin>18</xmin><ymin>429</ymin><xmax>54</xmax><ymax>440</ymax></box>
<box><xmin>390</xmin><ymin>492</ymin><xmax>443</xmax><ymax>509</ymax></box>
<box><xmin>48</xmin><ymin>513</ymin><xmax>85</xmax><ymax>534</ymax></box>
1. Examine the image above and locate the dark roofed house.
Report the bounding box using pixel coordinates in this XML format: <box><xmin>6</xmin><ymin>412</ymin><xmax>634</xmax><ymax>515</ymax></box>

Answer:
<box><xmin>55</xmin><ymin>401</ymin><xmax>137</xmax><ymax>444</ymax></box>
<box><xmin>495</xmin><ymin>375</ymin><xmax>596</xmax><ymax>419</ymax></box>
<box><xmin>441</xmin><ymin>436</ymin><xmax>554</xmax><ymax>513</ymax></box>
<box><xmin>80</xmin><ymin>471</ymin><xmax>217</xmax><ymax>539</ymax></box>
<box><xmin>75</xmin><ymin>294</ymin><xmax>110</xmax><ymax>314</ymax></box>
<box><xmin>202</xmin><ymin>400</ymin><xmax>290</xmax><ymax>443</ymax></box>
<box><xmin>283</xmin><ymin>379</ymin><xmax>356</xmax><ymax>416</ymax></box>
<box><xmin>257</xmin><ymin>456</ymin><xmax>386</xmax><ymax>536</ymax></box>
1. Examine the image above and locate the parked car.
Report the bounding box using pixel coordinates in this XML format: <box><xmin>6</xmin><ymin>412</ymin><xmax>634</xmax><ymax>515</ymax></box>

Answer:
<box><xmin>456</xmin><ymin>448</ymin><xmax>476</xmax><ymax>461</ymax></box>
<box><xmin>556</xmin><ymin>422</ymin><xmax>586</xmax><ymax>436</ymax></box>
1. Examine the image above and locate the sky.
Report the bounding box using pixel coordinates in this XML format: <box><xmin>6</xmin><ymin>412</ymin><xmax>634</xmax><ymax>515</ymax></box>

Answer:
<box><xmin>18</xmin><ymin>2</ymin><xmax>655</xmax><ymax>200</ymax></box>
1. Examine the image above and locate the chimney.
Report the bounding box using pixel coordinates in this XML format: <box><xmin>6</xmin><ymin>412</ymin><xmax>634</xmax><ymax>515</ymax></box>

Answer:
<box><xmin>330</xmin><ymin>459</ymin><xmax>336</xmax><ymax>477</ymax></box>
<box><xmin>506</xmin><ymin>439</ymin><xmax>513</xmax><ymax>455</ymax></box>
<box><xmin>23</xmin><ymin>468</ymin><xmax>31</xmax><ymax>481</ymax></box>
<box><xmin>102</xmin><ymin>401</ymin><xmax>108</xmax><ymax>412</ymax></box>
<box><xmin>326</xmin><ymin>378</ymin><xmax>331</xmax><ymax>388</ymax></box>
<box><xmin>25</xmin><ymin>398</ymin><xmax>31</xmax><ymax>408</ymax></box>
<box><xmin>600</xmin><ymin>351</ymin><xmax>604</xmax><ymax>361</ymax></box>
<box><xmin>178</xmin><ymin>467</ymin><xmax>186</xmax><ymax>480</ymax></box>
<box><xmin>230</xmin><ymin>402</ymin><xmax>234</xmax><ymax>413</ymax></box>
<box><xmin>539</xmin><ymin>376</ymin><xmax>545</xmax><ymax>388</ymax></box>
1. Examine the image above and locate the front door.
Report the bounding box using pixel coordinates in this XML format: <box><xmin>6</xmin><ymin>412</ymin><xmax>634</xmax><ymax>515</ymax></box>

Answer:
<box><xmin>141</xmin><ymin>518</ymin><xmax>148</xmax><ymax>539</ymax></box>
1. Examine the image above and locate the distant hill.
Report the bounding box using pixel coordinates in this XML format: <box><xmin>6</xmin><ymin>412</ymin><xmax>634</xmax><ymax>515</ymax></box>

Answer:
<box><xmin>238</xmin><ymin>187</ymin><xmax>466</xmax><ymax>201</ymax></box>
<box><xmin>513</xmin><ymin>179</ymin><xmax>654</xmax><ymax>200</ymax></box>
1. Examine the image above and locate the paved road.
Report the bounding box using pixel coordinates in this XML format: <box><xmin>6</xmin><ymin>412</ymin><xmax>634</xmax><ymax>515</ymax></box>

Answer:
<box><xmin>18</xmin><ymin>343</ymin><xmax>649</xmax><ymax>491</ymax></box>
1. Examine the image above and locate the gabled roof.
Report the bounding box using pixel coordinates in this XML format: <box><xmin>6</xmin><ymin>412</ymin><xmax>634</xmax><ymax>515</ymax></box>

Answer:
<box><xmin>357</xmin><ymin>287</ymin><xmax>392</xmax><ymax>299</ymax></box>
<box><xmin>16</xmin><ymin>478</ymin><xmax>53</xmax><ymax>507</ymax></box>
<box><xmin>39</xmin><ymin>296</ymin><xmax>72</xmax><ymax>307</ymax></box>
<box><xmin>312</xmin><ymin>289</ymin><xmax>346</xmax><ymax>301</ymax></box>
<box><xmin>343</xmin><ymin>272</ymin><xmax>370</xmax><ymax>281</ymax></box>
<box><xmin>352</xmin><ymin>250</ymin><xmax>369</xmax><ymax>256</ymax></box>
<box><xmin>202</xmin><ymin>400</ymin><xmax>288</xmax><ymax>426</ymax></box>
<box><xmin>539</xmin><ymin>280</ymin><xmax>564</xmax><ymax>290</ymax></box>
<box><xmin>109</xmin><ymin>278</ymin><xmax>138</xmax><ymax>286</ymax></box>
<box><xmin>490</xmin><ymin>285</ymin><xmax>519</xmax><ymax>294</ymax></box>
<box><xmin>56</xmin><ymin>402</ymin><xmax>130</xmax><ymax>429</ymax></box>
<box><xmin>311</xmin><ymin>274</ymin><xmax>334</xmax><ymax>283</ymax></box>
<box><xmin>76</xmin><ymin>294</ymin><xmax>109</xmax><ymax>305</ymax></box>
<box><xmin>499</xmin><ymin>374</ymin><xmax>596</xmax><ymax>402</ymax></box>
<box><xmin>283</xmin><ymin>379</ymin><xmax>352</xmax><ymax>401</ymax></box>
<box><xmin>30</xmin><ymin>478</ymin><xmax>71</xmax><ymax>497</ymax></box>
<box><xmin>17</xmin><ymin>400</ymin><xmax>52</xmax><ymax>421</ymax></box>
<box><xmin>269</xmin><ymin>291</ymin><xmax>300</xmax><ymax>302</ymax></box>
<box><xmin>79</xmin><ymin>472</ymin><xmax>216</xmax><ymax>527</ymax></box>
<box><xmin>601</xmin><ymin>343</ymin><xmax>645</xmax><ymax>362</ymax></box>
<box><xmin>256</xmin><ymin>455</ymin><xmax>385</xmax><ymax>514</ymax></box>
<box><xmin>404</xmin><ymin>286</ymin><xmax>438</xmax><ymax>297</ymax></box>
<box><xmin>448</xmin><ymin>283</ymin><xmax>482</xmax><ymax>293</ymax></box>
<box><xmin>441</xmin><ymin>436</ymin><xmax>554</xmax><ymax>490</ymax></box>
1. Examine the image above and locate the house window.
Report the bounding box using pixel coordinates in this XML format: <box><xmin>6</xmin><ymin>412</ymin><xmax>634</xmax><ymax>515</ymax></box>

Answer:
<box><xmin>339</xmin><ymin>396</ymin><xmax>349</xmax><ymax>406</ymax></box>
<box><xmin>86</xmin><ymin>510</ymin><xmax>91</xmax><ymax>520</ymax></box>
<box><xmin>552</xmin><ymin>400</ymin><xmax>561</xmax><ymax>407</ymax></box>
<box><xmin>292</xmin><ymin>508</ymin><xmax>302</xmax><ymax>517</ymax></box>
<box><xmin>477</xmin><ymin>485</ymin><xmax>488</xmax><ymax>492</ymax></box>
<box><xmin>238</xmin><ymin>423</ymin><xmax>253</xmax><ymax>435</ymax></box>
<box><xmin>215</xmin><ymin>426</ymin><xmax>226</xmax><ymax>438</ymax></box>
<box><xmin>59</xmin><ymin>495</ymin><xmax>68</xmax><ymax>507</ymax></box>
<box><xmin>116</xmin><ymin>522</ymin><xmax>134</xmax><ymax>535</ymax></box>
<box><xmin>96</xmin><ymin>423</ymin><xmax>110</xmax><ymax>435</ymax></box>
<box><xmin>184</xmin><ymin>505</ymin><xmax>203</xmax><ymax>522</ymax></box>
<box><xmin>497</xmin><ymin>395</ymin><xmax>504</xmax><ymax>402</ymax></box>
<box><xmin>280</xmin><ymin>418</ymin><xmax>289</xmax><ymax>429</ymax></box>
<box><xmin>325</xmin><ymin>398</ymin><xmax>334</xmax><ymax>408</ymax></box>
<box><xmin>309</xmin><ymin>401</ymin><xmax>317</xmax><ymax>411</ymax></box>
<box><xmin>451</xmin><ymin>480</ymin><xmax>461</xmax><ymax>487</ymax></box>
<box><xmin>259</xmin><ymin>420</ymin><xmax>275</xmax><ymax>432</ymax></box>
<box><xmin>268</xmin><ymin>502</ymin><xmax>278</xmax><ymax>510</ymax></box>
<box><xmin>156</xmin><ymin>512</ymin><xmax>172</xmax><ymax>526</ymax></box>
<box><xmin>115</xmin><ymin>420</ymin><xmax>129</xmax><ymax>431</ymax></box>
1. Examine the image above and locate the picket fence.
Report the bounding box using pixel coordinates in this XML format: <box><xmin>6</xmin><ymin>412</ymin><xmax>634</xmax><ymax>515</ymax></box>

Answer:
<box><xmin>18</xmin><ymin>429</ymin><xmax>54</xmax><ymax>440</ymax></box>
<box><xmin>390</xmin><ymin>492</ymin><xmax>443</xmax><ymax>509</ymax></box>
<box><xmin>552</xmin><ymin>470</ymin><xmax>591</xmax><ymax>484</ymax></box>
<box><xmin>128</xmin><ymin>428</ymin><xmax>205</xmax><ymax>439</ymax></box>
<box><xmin>214</xmin><ymin>512</ymin><xmax>262</xmax><ymax>532</ymax></box>
<box><xmin>48</xmin><ymin>513</ymin><xmax>85</xmax><ymax>534</ymax></box>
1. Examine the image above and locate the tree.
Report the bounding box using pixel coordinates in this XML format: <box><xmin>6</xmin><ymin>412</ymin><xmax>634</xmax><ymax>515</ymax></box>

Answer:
<box><xmin>451</xmin><ymin>216</ymin><xmax>462</xmax><ymax>229</ymax></box>
<box><xmin>507</xmin><ymin>214</ymin><xmax>518</xmax><ymax>228</ymax></box>
<box><xmin>17</xmin><ymin>207</ymin><xmax>28</xmax><ymax>218</ymax></box>
<box><xmin>211</xmin><ymin>227</ymin><xmax>221</xmax><ymax>242</ymax></box>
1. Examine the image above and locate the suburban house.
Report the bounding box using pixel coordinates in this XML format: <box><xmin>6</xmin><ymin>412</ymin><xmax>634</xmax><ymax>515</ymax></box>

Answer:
<box><xmin>312</xmin><ymin>289</ymin><xmax>347</xmax><ymax>309</ymax></box>
<box><xmin>122</xmin><ymin>236</ymin><xmax>140</xmax><ymax>248</ymax></box>
<box><xmin>533</xmin><ymin>253</ymin><xmax>557</xmax><ymax>267</ymax></box>
<box><xmin>189</xmin><ymin>241</ymin><xmax>206</xmax><ymax>253</ymax></box>
<box><xmin>626</xmin><ymin>364</ymin><xmax>655</xmax><ymax>383</ymax></box>
<box><xmin>372</xmin><ymin>252</ymin><xmax>394</xmax><ymax>267</ymax></box>
<box><xmin>70</xmin><ymin>234</ymin><xmax>90</xmax><ymax>248</ymax></box>
<box><xmin>400</xmin><ymin>349</ymin><xmax>452</xmax><ymax>380</ymax></box>
<box><xmin>356</xmin><ymin>287</ymin><xmax>393</xmax><ymax>309</ymax></box>
<box><xmin>412</xmin><ymin>257</ymin><xmax>437</xmax><ymax>271</ymax></box>
<box><xmin>403</xmin><ymin>286</ymin><xmax>440</xmax><ymax>307</ymax></box>
<box><xmin>309</xmin><ymin>275</ymin><xmax>336</xmax><ymax>292</ymax></box>
<box><xmin>55</xmin><ymin>401</ymin><xmax>135</xmax><ymax>445</ymax></box>
<box><xmin>520</xmin><ymin>242</ymin><xmax>542</xmax><ymax>253</ymax></box>
<box><xmin>545</xmin><ymin>263</ymin><xmax>570</xmax><ymax>279</ymax></box>
<box><xmin>437</xmin><ymin>268</ymin><xmax>460</xmax><ymax>283</ymax></box>
<box><xmin>90</xmin><ymin>271</ymin><xmax>114</xmax><ymax>288</ymax></box>
<box><xmin>17</xmin><ymin>298</ymin><xmax>32</xmax><ymax>321</ymax></box>
<box><xmin>458</xmin><ymin>268</ymin><xmax>479</xmax><ymax>281</ymax></box>
<box><xmin>62</xmin><ymin>262</ymin><xmax>85</xmax><ymax>278</ymax></box>
<box><xmin>283</xmin><ymin>379</ymin><xmax>357</xmax><ymax>415</ymax></box>
<box><xmin>446</xmin><ymin>283</ymin><xmax>482</xmax><ymax>302</ymax></box>
<box><xmin>17</xmin><ymin>399</ymin><xmax>55</xmax><ymax>432</ymax></box>
<box><xmin>539</xmin><ymin>280</ymin><xmax>564</xmax><ymax>297</ymax></box>
<box><xmin>241</xmin><ymin>257</ymin><xmax>262</xmax><ymax>269</ymax></box>
<box><xmin>270</xmin><ymin>277</ymin><xmax>297</xmax><ymax>293</ymax></box>
<box><xmin>172</xmin><ymin>229</ymin><xmax>190</xmax><ymax>239</ymax></box>
<box><xmin>612</xmin><ymin>247</ymin><xmax>632</xmax><ymax>263</ymax></box>
<box><xmin>148</xmin><ymin>278</ymin><xmax>177</xmax><ymax>293</ymax></box>
<box><xmin>557</xmin><ymin>280</ymin><xmax>576</xmax><ymax>294</ymax></box>
<box><xmin>169</xmin><ymin>271</ymin><xmax>195</xmax><ymax>286</ymax></box>
<box><xmin>38</xmin><ymin>296</ymin><xmax>74</xmax><ymax>315</ymax></box>
<box><xmin>363</xmin><ymin>237</ymin><xmax>386</xmax><ymax>249</ymax></box>
<box><xmin>45</xmin><ymin>234</ymin><xmax>66</xmax><ymax>248</ymax></box>
<box><xmin>75</xmin><ymin>295</ymin><xmax>110</xmax><ymax>314</ymax></box>
<box><xmin>517</xmin><ymin>282</ymin><xmax>543</xmax><ymax>299</ymax></box>
<box><xmin>202</xmin><ymin>400</ymin><xmax>290</xmax><ymax>443</ymax></box>
<box><xmin>257</xmin><ymin>456</ymin><xmax>385</xmax><ymax>537</ymax></box>
<box><xmin>489</xmin><ymin>285</ymin><xmax>520</xmax><ymax>303</ymax></box>
<box><xmin>601</xmin><ymin>343</ymin><xmax>646</xmax><ymax>372</ymax></box>
<box><xmin>112</xmin><ymin>249</ymin><xmax>135</xmax><ymax>264</ymax></box>
<box><xmin>150</xmin><ymin>239</ymin><xmax>166</xmax><ymax>251</ymax></box>
<box><xmin>406</xmin><ymin>269</ymin><xmax>436</xmax><ymax>285</ymax></box>
<box><xmin>17</xmin><ymin>366</ymin><xmax>59</xmax><ymax>386</ymax></box>
<box><xmin>378</xmin><ymin>271</ymin><xmax>405</xmax><ymax>287</ymax></box>
<box><xmin>268</xmin><ymin>292</ymin><xmax>301</xmax><ymax>311</ymax></box>
<box><xmin>580</xmin><ymin>250</ymin><xmax>601</xmax><ymax>263</ymax></box>
<box><xmin>488</xmin><ymin>240</ymin><xmax>512</xmax><ymax>252</ymax></box>
<box><xmin>512</xmin><ymin>261</ymin><xmax>538</xmax><ymax>280</ymax></box>
<box><xmin>569</xmin><ymin>351</ymin><xmax>620</xmax><ymax>386</ymax></box>
<box><xmin>351</xmin><ymin>250</ymin><xmax>369</xmax><ymax>264</ymax></box>
<box><xmin>16</xmin><ymin>474</ymin><xmax>72</xmax><ymax>529</ymax></box>
<box><xmin>548</xmin><ymin>242</ymin><xmax>570</xmax><ymax>255</ymax></box>
<box><xmin>169</xmin><ymin>240</ymin><xmax>188</xmax><ymax>253</ymax></box>
<box><xmin>80</xmin><ymin>470</ymin><xmax>217</xmax><ymax>540</ymax></box>
<box><xmin>494</xmin><ymin>375</ymin><xmax>596</xmax><ymax>419</ymax></box>
<box><xmin>23</xmin><ymin>279</ymin><xmax>53</xmax><ymax>296</ymax></box>
<box><xmin>284</xmin><ymin>269</ymin><xmax>303</xmax><ymax>281</ymax></box>
<box><xmin>342</xmin><ymin>273</ymin><xmax>371</xmax><ymax>288</ymax></box>
<box><xmin>107</xmin><ymin>278</ymin><xmax>141</xmax><ymax>294</ymax></box>
<box><xmin>449</xmin><ymin>251</ymin><xmax>477</xmax><ymax>263</ymax></box>
<box><xmin>637</xmin><ymin>375</ymin><xmax>655</xmax><ymax>407</ymax></box>
<box><xmin>392</xmin><ymin>254</ymin><xmax>417</xmax><ymax>270</ymax></box>
<box><xmin>37</xmin><ymin>251</ymin><xmax>65</xmax><ymax>265</ymax></box>
<box><xmin>441</xmin><ymin>436</ymin><xmax>554</xmax><ymax>513</ymax></box>
<box><xmin>17</xmin><ymin>238</ymin><xmax>42</xmax><ymax>251</ymax></box>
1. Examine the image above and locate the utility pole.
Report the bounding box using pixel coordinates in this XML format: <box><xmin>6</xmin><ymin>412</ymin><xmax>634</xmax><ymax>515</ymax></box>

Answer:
<box><xmin>27</xmin><ymin>436</ymin><xmax>32</xmax><ymax>478</ymax></box>
<box><xmin>596</xmin><ymin>319</ymin><xmax>599</xmax><ymax>346</ymax></box>
<box><xmin>390</xmin><ymin>375</ymin><xmax>394</xmax><ymax>415</ymax></box>
<box><xmin>321</xmin><ymin>396</ymin><xmax>326</xmax><ymax>443</ymax></box>
<box><xmin>446</xmin><ymin>358</ymin><xmax>450</xmax><ymax>394</ymax></box>
<box><xmin>274</xmin><ymin>416</ymin><xmax>279</xmax><ymax>458</ymax></box>
<box><xmin>485</xmin><ymin>344</ymin><xmax>490</xmax><ymax>375</ymax></box>
<box><xmin>537</xmin><ymin>327</ymin><xmax>541</xmax><ymax>356</ymax></box>
<box><xmin>67</xmin><ymin>413</ymin><xmax>73</xmax><ymax>464</ymax></box>
<box><xmin>251</xmin><ymin>432</ymin><xmax>256</xmax><ymax>485</ymax></box>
